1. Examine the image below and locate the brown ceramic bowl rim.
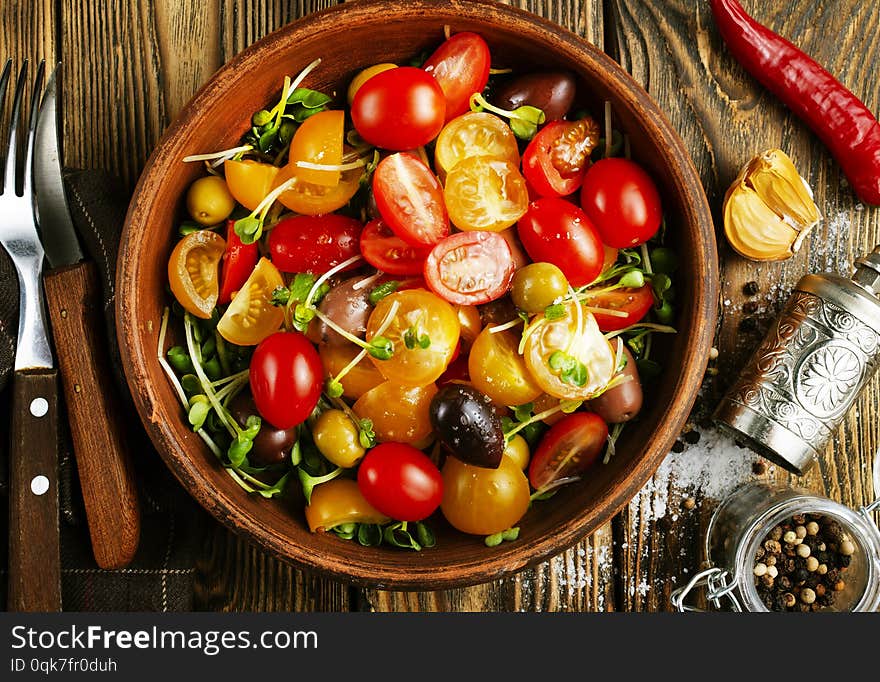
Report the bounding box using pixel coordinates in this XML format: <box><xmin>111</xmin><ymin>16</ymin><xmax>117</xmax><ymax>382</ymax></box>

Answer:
<box><xmin>117</xmin><ymin>0</ymin><xmax>718</xmax><ymax>589</ymax></box>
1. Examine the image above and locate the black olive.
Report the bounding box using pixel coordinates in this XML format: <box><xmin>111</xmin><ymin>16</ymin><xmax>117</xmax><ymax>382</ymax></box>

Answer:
<box><xmin>228</xmin><ymin>391</ymin><xmax>297</xmax><ymax>466</ymax></box>
<box><xmin>491</xmin><ymin>71</ymin><xmax>577</xmax><ymax>122</ymax></box>
<box><xmin>429</xmin><ymin>384</ymin><xmax>505</xmax><ymax>469</ymax></box>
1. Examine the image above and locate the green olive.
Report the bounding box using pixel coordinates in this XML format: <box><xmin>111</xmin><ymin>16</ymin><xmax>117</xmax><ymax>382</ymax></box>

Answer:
<box><xmin>312</xmin><ymin>409</ymin><xmax>366</xmax><ymax>468</ymax></box>
<box><xmin>503</xmin><ymin>434</ymin><xmax>530</xmax><ymax>470</ymax></box>
<box><xmin>510</xmin><ymin>262</ymin><xmax>568</xmax><ymax>313</ymax></box>
<box><xmin>186</xmin><ymin>175</ymin><xmax>236</xmax><ymax>226</ymax></box>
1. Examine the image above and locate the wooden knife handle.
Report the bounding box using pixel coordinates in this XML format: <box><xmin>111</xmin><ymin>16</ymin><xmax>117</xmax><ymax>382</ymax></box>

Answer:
<box><xmin>44</xmin><ymin>261</ymin><xmax>141</xmax><ymax>569</ymax></box>
<box><xmin>8</xmin><ymin>368</ymin><xmax>62</xmax><ymax>612</ymax></box>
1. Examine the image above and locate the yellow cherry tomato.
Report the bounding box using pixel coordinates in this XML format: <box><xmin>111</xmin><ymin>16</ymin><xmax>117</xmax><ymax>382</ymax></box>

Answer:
<box><xmin>440</xmin><ymin>455</ymin><xmax>530</xmax><ymax>536</ymax></box>
<box><xmin>434</xmin><ymin>112</ymin><xmax>520</xmax><ymax>180</ymax></box>
<box><xmin>312</xmin><ymin>409</ymin><xmax>366</xmax><ymax>468</ymax></box>
<box><xmin>365</xmin><ymin>289</ymin><xmax>460</xmax><ymax>387</ymax></box>
<box><xmin>167</xmin><ymin>229</ymin><xmax>226</xmax><ymax>319</ymax></box>
<box><xmin>468</xmin><ymin>327</ymin><xmax>543</xmax><ymax>406</ymax></box>
<box><xmin>274</xmin><ymin>164</ymin><xmax>362</xmax><ymax>216</ymax></box>
<box><xmin>347</xmin><ymin>63</ymin><xmax>397</xmax><ymax>105</ymax></box>
<box><xmin>186</xmin><ymin>175</ymin><xmax>236</xmax><ymax>226</ymax></box>
<box><xmin>455</xmin><ymin>304</ymin><xmax>482</xmax><ymax>352</ymax></box>
<box><xmin>318</xmin><ymin>343</ymin><xmax>385</xmax><ymax>400</ymax></box>
<box><xmin>217</xmin><ymin>258</ymin><xmax>285</xmax><ymax>345</ymax></box>
<box><xmin>353</xmin><ymin>381</ymin><xmax>438</xmax><ymax>444</ymax></box>
<box><xmin>223</xmin><ymin>159</ymin><xmax>280</xmax><ymax>211</ymax></box>
<box><xmin>304</xmin><ymin>479</ymin><xmax>391</xmax><ymax>532</ymax></box>
<box><xmin>503</xmin><ymin>434</ymin><xmax>531</xmax><ymax>470</ymax></box>
<box><xmin>444</xmin><ymin>156</ymin><xmax>529</xmax><ymax>232</ymax></box>
<box><xmin>287</xmin><ymin>109</ymin><xmax>345</xmax><ymax>186</ymax></box>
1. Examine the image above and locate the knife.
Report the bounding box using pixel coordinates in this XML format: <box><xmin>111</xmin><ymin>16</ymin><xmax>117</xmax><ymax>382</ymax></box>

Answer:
<box><xmin>35</xmin><ymin>64</ymin><xmax>141</xmax><ymax>569</ymax></box>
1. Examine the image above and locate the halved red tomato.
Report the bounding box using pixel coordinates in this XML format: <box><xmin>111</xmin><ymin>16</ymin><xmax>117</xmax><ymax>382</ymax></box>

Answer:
<box><xmin>528</xmin><ymin>412</ymin><xmax>608</xmax><ymax>490</ymax></box>
<box><xmin>372</xmin><ymin>153</ymin><xmax>449</xmax><ymax>247</ymax></box>
<box><xmin>424</xmin><ymin>231</ymin><xmax>514</xmax><ymax>306</ymax></box>
<box><xmin>583</xmin><ymin>283</ymin><xmax>655</xmax><ymax>332</ymax></box>
<box><xmin>359</xmin><ymin>218</ymin><xmax>431</xmax><ymax>276</ymax></box>
<box><xmin>423</xmin><ymin>32</ymin><xmax>491</xmax><ymax>121</ymax></box>
<box><xmin>218</xmin><ymin>220</ymin><xmax>259</xmax><ymax>305</ymax></box>
<box><xmin>522</xmin><ymin>118</ymin><xmax>601</xmax><ymax>197</ymax></box>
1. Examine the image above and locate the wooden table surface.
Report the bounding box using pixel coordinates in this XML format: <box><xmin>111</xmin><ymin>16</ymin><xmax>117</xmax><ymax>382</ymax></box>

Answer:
<box><xmin>4</xmin><ymin>0</ymin><xmax>879</xmax><ymax>612</ymax></box>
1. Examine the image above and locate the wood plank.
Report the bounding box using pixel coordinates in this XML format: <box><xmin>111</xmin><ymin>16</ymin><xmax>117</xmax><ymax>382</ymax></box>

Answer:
<box><xmin>609</xmin><ymin>0</ymin><xmax>880</xmax><ymax>611</ymax></box>
<box><xmin>360</xmin><ymin>0</ymin><xmax>616</xmax><ymax>613</ymax></box>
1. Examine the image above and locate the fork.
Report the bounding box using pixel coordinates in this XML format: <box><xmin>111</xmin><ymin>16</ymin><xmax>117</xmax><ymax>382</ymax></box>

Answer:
<box><xmin>0</xmin><ymin>58</ymin><xmax>62</xmax><ymax>611</ymax></box>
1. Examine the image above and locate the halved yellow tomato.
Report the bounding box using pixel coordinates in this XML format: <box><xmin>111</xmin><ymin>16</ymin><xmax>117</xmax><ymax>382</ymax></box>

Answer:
<box><xmin>217</xmin><ymin>258</ymin><xmax>285</xmax><ymax>345</ymax></box>
<box><xmin>365</xmin><ymin>289</ymin><xmax>460</xmax><ymax>387</ymax></box>
<box><xmin>224</xmin><ymin>159</ymin><xmax>280</xmax><ymax>211</ymax></box>
<box><xmin>352</xmin><ymin>381</ymin><xmax>438</xmax><ymax>444</ymax></box>
<box><xmin>274</xmin><ymin>164</ymin><xmax>362</xmax><ymax>216</ymax></box>
<box><xmin>444</xmin><ymin>156</ymin><xmax>529</xmax><ymax>232</ymax></box>
<box><xmin>304</xmin><ymin>478</ymin><xmax>391</xmax><ymax>532</ymax></box>
<box><xmin>168</xmin><ymin>229</ymin><xmax>226</xmax><ymax>319</ymax></box>
<box><xmin>434</xmin><ymin>112</ymin><xmax>520</xmax><ymax>180</ymax></box>
<box><xmin>318</xmin><ymin>343</ymin><xmax>385</xmax><ymax>400</ymax></box>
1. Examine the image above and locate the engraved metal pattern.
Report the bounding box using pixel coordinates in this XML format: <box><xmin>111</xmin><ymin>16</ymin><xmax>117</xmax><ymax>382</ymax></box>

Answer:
<box><xmin>725</xmin><ymin>290</ymin><xmax>880</xmax><ymax>454</ymax></box>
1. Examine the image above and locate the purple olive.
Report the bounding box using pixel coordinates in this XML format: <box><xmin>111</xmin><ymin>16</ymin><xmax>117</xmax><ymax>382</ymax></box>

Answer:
<box><xmin>309</xmin><ymin>276</ymin><xmax>372</xmax><ymax>346</ymax></box>
<box><xmin>429</xmin><ymin>384</ymin><xmax>505</xmax><ymax>469</ymax></box>
<box><xmin>229</xmin><ymin>391</ymin><xmax>297</xmax><ymax>465</ymax></box>
<box><xmin>492</xmin><ymin>71</ymin><xmax>577</xmax><ymax>121</ymax></box>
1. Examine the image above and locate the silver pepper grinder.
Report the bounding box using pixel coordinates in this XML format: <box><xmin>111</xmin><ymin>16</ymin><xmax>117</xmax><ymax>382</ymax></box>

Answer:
<box><xmin>714</xmin><ymin>246</ymin><xmax>880</xmax><ymax>475</ymax></box>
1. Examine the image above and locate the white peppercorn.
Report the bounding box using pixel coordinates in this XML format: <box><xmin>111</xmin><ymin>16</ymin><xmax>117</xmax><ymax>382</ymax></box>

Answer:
<box><xmin>783</xmin><ymin>530</ymin><xmax>798</xmax><ymax>544</ymax></box>
<box><xmin>817</xmin><ymin>563</ymin><xmax>828</xmax><ymax>575</ymax></box>
<box><xmin>801</xmin><ymin>587</ymin><xmax>816</xmax><ymax>605</ymax></box>
<box><xmin>805</xmin><ymin>556</ymin><xmax>819</xmax><ymax>572</ymax></box>
<box><xmin>767</xmin><ymin>565</ymin><xmax>779</xmax><ymax>579</ymax></box>
<box><xmin>806</xmin><ymin>521</ymin><xmax>819</xmax><ymax>536</ymax></box>
<box><xmin>795</xmin><ymin>525</ymin><xmax>807</xmax><ymax>539</ymax></box>
<box><xmin>754</xmin><ymin>562</ymin><xmax>768</xmax><ymax>577</ymax></box>
<box><xmin>796</xmin><ymin>543</ymin><xmax>811</xmax><ymax>558</ymax></box>
<box><xmin>840</xmin><ymin>539</ymin><xmax>855</xmax><ymax>557</ymax></box>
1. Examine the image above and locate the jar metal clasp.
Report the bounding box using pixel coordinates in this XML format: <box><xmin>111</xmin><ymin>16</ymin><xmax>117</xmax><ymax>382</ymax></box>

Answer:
<box><xmin>670</xmin><ymin>567</ymin><xmax>743</xmax><ymax>613</ymax></box>
<box><xmin>860</xmin><ymin>499</ymin><xmax>880</xmax><ymax>523</ymax></box>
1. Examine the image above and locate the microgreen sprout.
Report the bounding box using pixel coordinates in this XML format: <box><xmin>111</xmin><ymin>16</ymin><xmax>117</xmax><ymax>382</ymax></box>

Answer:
<box><xmin>368</xmin><ymin>280</ymin><xmax>399</xmax><ymax>306</ymax></box>
<box><xmin>469</xmin><ymin>92</ymin><xmax>545</xmax><ymax>140</ymax></box>
<box><xmin>403</xmin><ymin>324</ymin><xmax>430</xmax><ymax>350</ymax></box>
<box><xmin>298</xmin><ymin>466</ymin><xmax>343</xmax><ymax>505</ymax></box>
<box><xmin>484</xmin><ymin>527</ymin><xmax>520</xmax><ymax>547</ymax></box>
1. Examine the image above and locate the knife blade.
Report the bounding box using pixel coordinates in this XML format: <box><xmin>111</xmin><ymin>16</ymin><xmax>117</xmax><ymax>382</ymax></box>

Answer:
<box><xmin>34</xmin><ymin>63</ymin><xmax>141</xmax><ymax>570</ymax></box>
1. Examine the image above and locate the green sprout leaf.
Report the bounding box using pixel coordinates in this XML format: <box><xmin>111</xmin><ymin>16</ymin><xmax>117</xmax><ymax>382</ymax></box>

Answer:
<box><xmin>383</xmin><ymin>522</ymin><xmax>422</xmax><ymax>551</ymax></box>
<box><xmin>325</xmin><ymin>378</ymin><xmax>344</xmax><ymax>399</ymax></box>
<box><xmin>369</xmin><ymin>280</ymin><xmax>400</xmax><ymax>306</ymax></box>
<box><xmin>358</xmin><ymin>418</ymin><xmax>376</xmax><ymax>449</ymax></box>
<box><xmin>187</xmin><ymin>395</ymin><xmax>210</xmax><ymax>431</ymax></box>
<box><xmin>297</xmin><ymin>466</ymin><xmax>344</xmax><ymax>505</ymax></box>
<box><xmin>368</xmin><ymin>335</ymin><xmax>394</xmax><ymax>360</ymax></box>
<box><xmin>357</xmin><ymin>524</ymin><xmax>383</xmax><ymax>546</ymax></box>
<box><xmin>167</xmin><ymin>346</ymin><xmax>194</xmax><ymax>374</ymax></box>
<box><xmin>256</xmin><ymin>472</ymin><xmax>291</xmax><ymax>499</ymax></box>
<box><xmin>234</xmin><ymin>215</ymin><xmax>263</xmax><ymax>245</ymax></box>
<box><xmin>544</xmin><ymin>303</ymin><xmax>566</xmax><ymax>321</ymax></box>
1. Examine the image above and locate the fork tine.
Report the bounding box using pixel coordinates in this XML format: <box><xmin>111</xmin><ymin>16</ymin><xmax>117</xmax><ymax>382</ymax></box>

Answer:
<box><xmin>0</xmin><ymin>59</ymin><xmax>12</xmax><ymax>193</ymax></box>
<box><xmin>22</xmin><ymin>60</ymin><xmax>46</xmax><ymax>196</ymax></box>
<box><xmin>3</xmin><ymin>60</ymin><xmax>28</xmax><ymax>196</ymax></box>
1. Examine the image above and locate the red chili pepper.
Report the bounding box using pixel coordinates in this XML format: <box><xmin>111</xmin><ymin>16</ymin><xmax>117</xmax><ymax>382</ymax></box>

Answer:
<box><xmin>710</xmin><ymin>0</ymin><xmax>880</xmax><ymax>206</ymax></box>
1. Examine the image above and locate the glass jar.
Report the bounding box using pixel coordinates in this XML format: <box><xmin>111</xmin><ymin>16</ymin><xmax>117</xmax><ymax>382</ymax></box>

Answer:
<box><xmin>671</xmin><ymin>482</ymin><xmax>880</xmax><ymax>612</ymax></box>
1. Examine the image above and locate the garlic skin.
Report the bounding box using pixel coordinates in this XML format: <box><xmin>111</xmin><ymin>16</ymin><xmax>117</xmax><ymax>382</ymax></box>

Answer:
<box><xmin>723</xmin><ymin>149</ymin><xmax>821</xmax><ymax>261</ymax></box>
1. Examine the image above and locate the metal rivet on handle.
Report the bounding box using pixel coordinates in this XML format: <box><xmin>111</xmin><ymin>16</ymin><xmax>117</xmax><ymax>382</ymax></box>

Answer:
<box><xmin>29</xmin><ymin>397</ymin><xmax>49</xmax><ymax>417</ymax></box>
<box><xmin>31</xmin><ymin>475</ymin><xmax>50</xmax><ymax>496</ymax></box>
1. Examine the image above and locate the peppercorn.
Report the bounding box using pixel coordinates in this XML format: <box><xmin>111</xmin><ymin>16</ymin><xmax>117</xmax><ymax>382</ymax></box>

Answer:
<box><xmin>793</xmin><ymin>568</ymin><xmax>809</xmax><ymax>584</ymax></box>
<box><xmin>817</xmin><ymin>564</ymin><xmax>828</xmax><ymax>575</ymax></box>
<box><xmin>806</xmin><ymin>521</ymin><xmax>819</xmax><ymax>536</ymax></box>
<box><xmin>671</xmin><ymin>440</ymin><xmax>685</xmax><ymax>453</ymax></box>
<box><xmin>683</xmin><ymin>430</ymin><xmax>701</xmax><ymax>445</ymax></box>
<box><xmin>777</xmin><ymin>576</ymin><xmax>792</xmax><ymax>591</ymax></box>
<box><xmin>805</xmin><ymin>556</ymin><xmax>819</xmax><ymax>572</ymax></box>
<box><xmin>769</xmin><ymin>526</ymin><xmax>783</xmax><ymax>541</ymax></box>
<box><xmin>833</xmin><ymin>579</ymin><xmax>846</xmax><ymax>592</ymax></box>
<box><xmin>752</xmin><ymin>460</ymin><xmax>767</xmax><ymax>475</ymax></box>
<box><xmin>782</xmin><ymin>592</ymin><xmax>797</xmax><ymax>608</ymax></box>
<box><xmin>742</xmin><ymin>301</ymin><xmax>759</xmax><ymax>315</ymax></box>
<box><xmin>764</xmin><ymin>539</ymin><xmax>782</xmax><ymax>554</ymax></box>
<box><xmin>765</xmin><ymin>554</ymin><xmax>777</xmax><ymax>567</ymax></box>
<box><xmin>743</xmin><ymin>281</ymin><xmax>760</xmax><ymax>296</ymax></box>
<box><xmin>839</xmin><ymin>554</ymin><xmax>851</xmax><ymax>568</ymax></box>
<box><xmin>801</xmin><ymin>587</ymin><xmax>816</xmax><ymax>605</ymax></box>
<box><xmin>815</xmin><ymin>583</ymin><xmax>826</xmax><ymax>597</ymax></box>
<box><xmin>739</xmin><ymin>317</ymin><xmax>757</xmax><ymax>332</ymax></box>
<box><xmin>840</xmin><ymin>539</ymin><xmax>855</xmax><ymax>556</ymax></box>
<box><xmin>792</xmin><ymin>513</ymin><xmax>806</xmax><ymax>524</ymax></box>
<box><xmin>783</xmin><ymin>530</ymin><xmax>798</xmax><ymax>545</ymax></box>
<box><xmin>796</xmin><ymin>544</ymin><xmax>811</xmax><ymax>558</ymax></box>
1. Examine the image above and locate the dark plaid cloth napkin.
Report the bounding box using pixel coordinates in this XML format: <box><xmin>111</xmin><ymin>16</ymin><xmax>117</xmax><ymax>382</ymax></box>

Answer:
<box><xmin>0</xmin><ymin>169</ymin><xmax>212</xmax><ymax>611</ymax></box>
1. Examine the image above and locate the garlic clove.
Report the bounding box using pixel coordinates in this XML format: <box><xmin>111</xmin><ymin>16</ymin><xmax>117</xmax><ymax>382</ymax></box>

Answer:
<box><xmin>722</xmin><ymin>148</ymin><xmax>821</xmax><ymax>262</ymax></box>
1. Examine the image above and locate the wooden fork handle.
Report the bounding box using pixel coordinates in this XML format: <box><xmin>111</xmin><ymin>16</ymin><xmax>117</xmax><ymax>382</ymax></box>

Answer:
<box><xmin>44</xmin><ymin>260</ymin><xmax>141</xmax><ymax>569</ymax></box>
<box><xmin>8</xmin><ymin>368</ymin><xmax>62</xmax><ymax>612</ymax></box>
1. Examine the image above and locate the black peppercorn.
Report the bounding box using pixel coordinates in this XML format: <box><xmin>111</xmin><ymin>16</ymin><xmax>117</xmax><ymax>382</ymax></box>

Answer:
<box><xmin>683</xmin><ymin>430</ymin><xmax>701</xmax><ymax>445</ymax></box>
<box><xmin>793</xmin><ymin>568</ymin><xmax>809</xmax><ymax>584</ymax></box>
<box><xmin>739</xmin><ymin>317</ymin><xmax>758</xmax><ymax>332</ymax></box>
<box><xmin>671</xmin><ymin>440</ymin><xmax>685</xmax><ymax>453</ymax></box>
<box><xmin>743</xmin><ymin>281</ymin><xmax>759</xmax><ymax>296</ymax></box>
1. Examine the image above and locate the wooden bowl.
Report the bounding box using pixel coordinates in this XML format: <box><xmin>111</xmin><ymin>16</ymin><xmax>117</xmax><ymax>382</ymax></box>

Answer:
<box><xmin>117</xmin><ymin>0</ymin><xmax>717</xmax><ymax>590</ymax></box>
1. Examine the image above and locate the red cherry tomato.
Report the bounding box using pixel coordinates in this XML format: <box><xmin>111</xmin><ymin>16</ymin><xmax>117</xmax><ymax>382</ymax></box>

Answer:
<box><xmin>351</xmin><ymin>67</ymin><xmax>446</xmax><ymax>151</ymax></box>
<box><xmin>373</xmin><ymin>152</ymin><xmax>449</xmax><ymax>247</ymax></box>
<box><xmin>424</xmin><ymin>231</ymin><xmax>514</xmax><ymax>305</ymax></box>
<box><xmin>359</xmin><ymin>218</ymin><xmax>431</xmax><ymax>276</ymax></box>
<box><xmin>356</xmin><ymin>442</ymin><xmax>443</xmax><ymax>521</ymax></box>
<box><xmin>580</xmin><ymin>158</ymin><xmax>662</xmax><ymax>248</ymax></box>
<box><xmin>516</xmin><ymin>197</ymin><xmax>605</xmax><ymax>287</ymax></box>
<box><xmin>218</xmin><ymin>220</ymin><xmax>259</xmax><ymax>305</ymax></box>
<box><xmin>522</xmin><ymin>120</ymin><xmax>594</xmax><ymax>197</ymax></box>
<box><xmin>422</xmin><ymin>31</ymin><xmax>491</xmax><ymax>121</ymax></box>
<box><xmin>586</xmin><ymin>283</ymin><xmax>655</xmax><ymax>332</ymax></box>
<box><xmin>528</xmin><ymin>412</ymin><xmax>608</xmax><ymax>490</ymax></box>
<box><xmin>267</xmin><ymin>214</ymin><xmax>362</xmax><ymax>274</ymax></box>
<box><xmin>437</xmin><ymin>353</ymin><xmax>470</xmax><ymax>387</ymax></box>
<box><xmin>249</xmin><ymin>332</ymin><xmax>323</xmax><ymax>430</ymax></box>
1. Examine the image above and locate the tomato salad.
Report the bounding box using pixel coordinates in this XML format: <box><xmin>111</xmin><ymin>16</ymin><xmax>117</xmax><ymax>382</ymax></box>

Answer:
<box><xmin>159</xmin><ymin>30</ymin><xmax>678</xmax><ymax>550</ymax></box>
